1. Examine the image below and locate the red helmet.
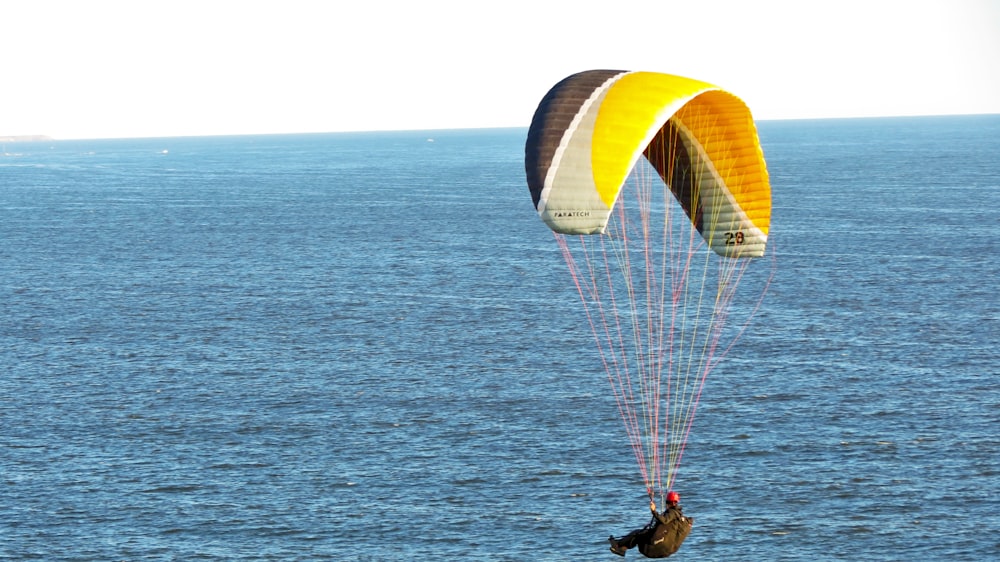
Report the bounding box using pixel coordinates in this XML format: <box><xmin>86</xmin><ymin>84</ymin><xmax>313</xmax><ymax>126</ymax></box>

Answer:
<box><xmin>666</xmin><ymin>491</ymin><xmax>680</xmax><ymax>504</ymax></box>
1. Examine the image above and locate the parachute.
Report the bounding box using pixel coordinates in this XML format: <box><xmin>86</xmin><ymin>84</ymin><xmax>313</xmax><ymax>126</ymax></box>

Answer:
<box><xmin>524</xmin><ymin>70</ymin><xmax>773</xmax><ymax>502</ymax></box>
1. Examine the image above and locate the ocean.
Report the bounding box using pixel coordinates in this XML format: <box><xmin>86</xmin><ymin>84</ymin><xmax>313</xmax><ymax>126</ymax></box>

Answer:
<box><xmin>1</xmin><ymin>116</ymin><xmax>997</xmax><ymax>561</ymax></box>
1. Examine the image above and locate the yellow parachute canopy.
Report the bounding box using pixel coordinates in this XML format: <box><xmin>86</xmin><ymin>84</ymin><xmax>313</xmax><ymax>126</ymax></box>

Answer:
<box><xmin>525</xmin><ymin>70</ymin><xmax>771</xmax><ymax>258</ymax></box>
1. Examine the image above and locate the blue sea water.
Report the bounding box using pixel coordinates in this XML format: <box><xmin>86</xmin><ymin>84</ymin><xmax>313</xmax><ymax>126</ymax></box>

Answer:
<box><xmin>1</xmin><ymin>116</ymin><xmax>998</xmax><ymax>561</ymax></box>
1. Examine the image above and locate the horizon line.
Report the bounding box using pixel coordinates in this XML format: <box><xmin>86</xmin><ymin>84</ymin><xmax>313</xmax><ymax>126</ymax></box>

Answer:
<box><xmin>6</xmin><ymin>112</ymin><xmax>999</xmax><ymax>142</ymax></box>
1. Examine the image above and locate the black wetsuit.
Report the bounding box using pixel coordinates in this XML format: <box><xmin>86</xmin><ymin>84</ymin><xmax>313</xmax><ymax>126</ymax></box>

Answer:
<box><xmin>611</xmin><ymin>504</ymin><xmax>693</xmax><ymax>558</ymax></box>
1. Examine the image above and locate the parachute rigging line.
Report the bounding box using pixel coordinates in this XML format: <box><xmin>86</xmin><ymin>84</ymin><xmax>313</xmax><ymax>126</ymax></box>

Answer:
<box><xmin>556</xmin><ymin>161</ymin><xmax>772</xmax><ymax>498</ymax></box>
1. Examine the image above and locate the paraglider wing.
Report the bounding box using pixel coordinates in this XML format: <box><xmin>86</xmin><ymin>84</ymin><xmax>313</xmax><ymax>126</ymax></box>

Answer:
<box><xmin>524</xmin><ymin>70</ymin><xmax>775</xmax><ymax>500</ymax></box>
<box><xmin>525</xmin><ymin>70</ymin><xmax>771</xmax><ymax>257</ymax></box>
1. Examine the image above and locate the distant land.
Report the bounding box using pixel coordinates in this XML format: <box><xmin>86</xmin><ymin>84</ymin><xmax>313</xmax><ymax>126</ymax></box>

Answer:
<box><xmin>1</xmin><ymin>135</ymin><xmax>53</xmax><ymax>142</ymax></box>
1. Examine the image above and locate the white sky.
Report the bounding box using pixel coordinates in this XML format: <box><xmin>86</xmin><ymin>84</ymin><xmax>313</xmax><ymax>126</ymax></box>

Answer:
<box><xmin>3</xmin><ymin>0</ymin><xmax>998</xmax><ymax>139</ymax></box>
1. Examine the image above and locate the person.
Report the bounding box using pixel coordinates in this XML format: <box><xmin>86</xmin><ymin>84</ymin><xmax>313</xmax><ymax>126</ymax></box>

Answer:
<box><xmin>608</xmin><ymin>491</ymin><xmax>693</xmax><ymax>558</ymax></box>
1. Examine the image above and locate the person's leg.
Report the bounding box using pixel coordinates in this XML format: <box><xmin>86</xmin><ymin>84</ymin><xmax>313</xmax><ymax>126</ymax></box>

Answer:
<box><xmin>612</xmin><ymin>527</ymin><xmax>647</xmax><ymax>549</ymax></box>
